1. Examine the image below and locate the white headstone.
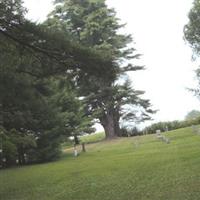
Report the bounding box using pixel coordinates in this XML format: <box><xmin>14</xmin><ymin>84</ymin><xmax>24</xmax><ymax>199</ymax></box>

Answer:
<box><xmin>74</xmin><ymin>147</ymin><xmax>78</xmax><ymax>157</ymax></box>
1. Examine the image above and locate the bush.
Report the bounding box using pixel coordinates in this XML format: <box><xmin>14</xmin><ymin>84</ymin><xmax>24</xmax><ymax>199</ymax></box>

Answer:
<box><xmin>120</xmin><ymin>127</ymin><xmax>141</xmax><ymax>137</ymax></box>
<box><xmin>3</xmin><ymin>139</ymin><xmax>17</xmax><ymax>166</ymax></box>
<box><xmin>144</xmin><ymin>117</ymin><xmax>200</xmax><ymax>134</ymax></box>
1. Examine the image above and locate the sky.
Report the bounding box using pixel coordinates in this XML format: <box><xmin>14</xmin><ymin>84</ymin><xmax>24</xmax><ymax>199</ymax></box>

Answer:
<box><xmin>23</xmin><ymin>0</ymin><xmax>200</xmax><ymax>129</ymax></box>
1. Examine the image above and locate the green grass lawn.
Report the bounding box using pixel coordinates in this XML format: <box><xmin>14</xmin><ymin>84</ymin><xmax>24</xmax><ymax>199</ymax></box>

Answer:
<box><xmin>79</xmin><ymin>132</ymin><xmax>105</xmax><ymax>144</ymax></box>
<box><xmin>1</xmin><ymin>127</ymin><xmax>200</xmax><ymax>200</ymax></box>
<box><xmin>61</xmin><ymin>132</ymin><xmax>105</xmax><ymax>149</ymax></box>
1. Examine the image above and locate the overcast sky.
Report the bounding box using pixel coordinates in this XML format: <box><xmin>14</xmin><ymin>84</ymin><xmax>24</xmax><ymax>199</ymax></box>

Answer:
<box><xmin>23</xmin><ymin>0</ymin><xmax>200</xmax><ymax>129</ymax></box>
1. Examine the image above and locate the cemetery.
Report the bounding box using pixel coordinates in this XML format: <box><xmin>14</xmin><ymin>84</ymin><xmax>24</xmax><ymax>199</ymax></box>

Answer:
<box><xmin>1</xmin><ymin>127</ymin><xmax>200</xmax><ymax>200</ymax></box>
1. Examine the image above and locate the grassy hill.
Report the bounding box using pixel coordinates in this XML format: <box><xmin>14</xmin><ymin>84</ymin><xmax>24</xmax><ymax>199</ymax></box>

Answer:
<box><xmin>79</xmin><ymin>132</ymin><xmax>105</xmax><ymax>144</ymax></box>
<box><xmin>1</xmin><ymin>127</ymin><xmax>200</xmax><ymax>200</ymax></box>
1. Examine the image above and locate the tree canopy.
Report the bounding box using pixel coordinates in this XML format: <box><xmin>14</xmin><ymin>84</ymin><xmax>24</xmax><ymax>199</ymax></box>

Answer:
<box><xmin>1</xmin><ymin>0</ymin><xmax>154</xmax><ymax>167</ymax></box>
<box><xmin>184</xmin><ymin>0</ymin><xmax>200</xmax><ymax>58</ymax></box>
<box><xmin>0</xmin><ymin>0</ymin><xmax>114</xmax><ymax>166</ymax></box>
<box><xmin>185</xmin><ymin>110</ymin><xmax>200</xmax><ymax>121</ymax></box>
<box><xmin>47</xmin><ymin>0</ymin><xmax>154</xmax><ymax>138</ymax></box>
<box><xmin>184</xmin><ymin>0</ymin><xmax>200</xmax><ymax>99</ymax></box>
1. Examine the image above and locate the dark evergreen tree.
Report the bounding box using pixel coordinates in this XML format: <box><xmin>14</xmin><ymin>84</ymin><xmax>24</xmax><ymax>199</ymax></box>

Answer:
<box><xmin>0</xmin><ymin>0</ymin><xmax>110</xmax><ymax>165</ymax></box>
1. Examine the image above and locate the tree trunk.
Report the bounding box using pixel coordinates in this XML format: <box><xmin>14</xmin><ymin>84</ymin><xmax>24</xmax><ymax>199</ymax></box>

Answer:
<box><xmin>18</xmin><ymin>147</ymin><xmax>26</xmax><ymax>165</ymax></box>
<box><xmin>82</xmin><ymin>143</ymin><xmax>86</xmax><ymax>152</ymax></box>
<box><xmin>113</xmin><ymin>109</ymin><xmax>121</xmax><ymax>137</ymax></box>
<box><xmin>21</xmin><ymin>153</ymin><xmax>26</xmax><ymax>165</ymax></box>
<box><xmin>100</xmin><ymin>112</ymin><xmax>119</xmax><ymax>139</ymax></box>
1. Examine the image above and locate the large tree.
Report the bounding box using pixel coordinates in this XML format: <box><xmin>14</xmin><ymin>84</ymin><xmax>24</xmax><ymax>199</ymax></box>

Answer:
<box><xmin>83</xmin><ymin>79</ymin><xmax>153</xmax><ymax>138</ymax></box>
<box><xmin>47</xmin><ymin>0</ymin><xmax>153</xmax><ymax>138</ymax></box>
<box><xmin>184</xmin><ymin>0</ymin><xmax>200</xmax><ymax>99</ymax></box>
<box><xmin>184</xmin><ymin>0</ymin><xmax>200</xmax><ymax>58</ymax></box>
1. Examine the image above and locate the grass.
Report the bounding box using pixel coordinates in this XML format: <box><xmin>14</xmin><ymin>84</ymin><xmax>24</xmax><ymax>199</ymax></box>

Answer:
<box><xmin>1</xmin><ymin>127</ymin><xmax>200</xmax><ymax>199</ymax></box>
<box><xmin>79</xmin><ymin>132</ymin><xmax>105</xmax><ymax>144</ymax></box>
<box><xmin>61</xmin><ymin>132</ymin><xmax>105</xmax><ymax>149</ymax></box>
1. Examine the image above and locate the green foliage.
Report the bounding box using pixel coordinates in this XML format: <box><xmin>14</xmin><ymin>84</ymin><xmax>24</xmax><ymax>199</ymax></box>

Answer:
<box><xmin>184</xmin><ymin>0</ymin><xmax>200</xmax><ymax>58</ymax></box>
<box><xmin>185</xmin><ymin>110</ymin><xmax>200</xmax><ymax>120</ymax></box>
<box><xmin>36</xmin><ymin>139</ymin><xmax>61</xmax><ymax>162</ymax></box>
<box><xmin>184</xmin><ymin>0</ymin><xmax>200</xmax><ymax>97</ymax></box>
<box><xmin>1</xmin><ymin>127</ymin><xmax>200</xmax><ymax>199</ymax></box>
<box><xmin>50</xmin><ymin>78</ymin><xmax>95</xmax><ymax>136</ymax></box>
<box><xmin>79</xmin><ymin>132</ymin><xmax>105</xmax><ymax>144</ymax></box>
<box><xmin>144</xmin><ymin>118</ymin><xmax>200</xmax><ymax>134</ymax></box>
<box><xmin>47</xmin><ymin>0</ymin><xmax>153</xmax><ymax>138</ymax></box>
<box><xmin>120</xmin><ymin>126</ymin><xmax>141</xmax><ymax>137</ymax></box>
<box><xmin>3</xmin><ymin>140</ymin><xmax>17</xmax><ymax>165</ymax></box>
<box><xmin>1</xmin><ymin>0</ymin><xmax>110</xmax><ymax>166</ymax></box>
<box><xmin>0</xmin><ymin>128</ymin><xmax>38</xmax><ymax>165</ymax></box>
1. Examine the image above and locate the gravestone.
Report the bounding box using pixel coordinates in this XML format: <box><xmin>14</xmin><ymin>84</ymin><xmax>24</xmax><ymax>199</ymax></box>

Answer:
<box><xmin>156</xmin><ymin>130</ymin><xmax>170</xmax><ymax>144</ymax></box>
<box><xmin>73</xmin><ymin>146</ymin><xmax>78</xmax><ymax>157</ymax></box>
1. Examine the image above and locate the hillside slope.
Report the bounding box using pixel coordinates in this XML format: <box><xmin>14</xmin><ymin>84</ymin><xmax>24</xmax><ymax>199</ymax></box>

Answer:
<box><xmin>1</xmin><ymin>127</ymin><xmax>200</xmax><ymax>200</ymax></box>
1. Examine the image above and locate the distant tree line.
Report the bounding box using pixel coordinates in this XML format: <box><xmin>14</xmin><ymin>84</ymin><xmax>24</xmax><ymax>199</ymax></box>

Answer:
<box><xmin>143</xmin><ymin>118</ymin><xmax>200</xmax><ymax>134</ymax></box>
<box><xmin>184</xmin><ymin>0</ymin><xmax>200</xmax><ymax>107</ymax></box>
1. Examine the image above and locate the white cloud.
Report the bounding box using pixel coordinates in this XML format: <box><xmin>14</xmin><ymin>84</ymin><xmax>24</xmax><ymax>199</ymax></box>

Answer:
<box><xmin>107</xmin><ymin>0</ymin><xmax>200</xmax><ymax>124</ymax></box>
<box><xmin>23</xmin><ymin>0</ymin><xmax>54</xmax><ymax>22</ymax></box>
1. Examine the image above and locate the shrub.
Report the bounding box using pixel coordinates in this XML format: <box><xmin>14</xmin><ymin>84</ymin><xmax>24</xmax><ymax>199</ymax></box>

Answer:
<box><xmin>144</xmin><ymin>117</ymin><xmax>200</xmax><ymax>134</ymax></box>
